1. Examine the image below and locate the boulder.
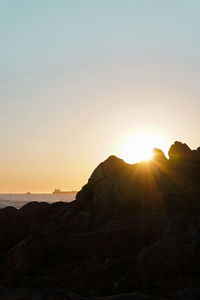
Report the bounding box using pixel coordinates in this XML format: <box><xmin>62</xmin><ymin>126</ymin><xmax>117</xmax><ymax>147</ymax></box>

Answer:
<box><xmin>1</xmin><ymin>234</ymin><xmax>45</xmax><ymax>277</ymax></box>
<box><xmin>171</xmin><ymin>288</ymin><xmax>200</xmax><ymax>300</ymax></box>
<box><xmin>136</xmin><ymin>230</ymin><xmax>200</xmax><ymax>288</ymax></box>
<box><xmin>168</xmin><ymin>141</ymin><xmax>192</xmax><ymax>160</ymax></box>
<box><xmin>0</xmin><ymin>285</ymin><xmax>166</xmax><ymax>300</ymax></box>
<box><xmin>76</xmin><ymin>156</ymin><xmax>129</xmax><ymax>209</ymax></box>
<box><xmin>168</xmin><ymin>141</ymin><xmax>200</xmax><ymax>164</ymax></box>
<box><xmin>153</xmin><ymin>148</ymin><xmax>168</xmax><ymax>162</ymax></box>
<box><xmin>0</xmin><ymin>285</ymin><xmax>83</xmax><ymax>300</ymax></box>
<box><xmin>19</xmin><ymin>201</ymin><xmax>50</xmax><ymax>230</ymax></box>
<box><xmin>2</xmin><ymin>141</ymin><xmax>200</xmax><ymax>297</ymax></box>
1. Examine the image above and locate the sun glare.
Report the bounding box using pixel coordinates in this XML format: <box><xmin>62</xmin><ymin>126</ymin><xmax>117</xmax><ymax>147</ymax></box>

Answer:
<box><xmin>115</xmin><ymin>130</ymin><xmax>169</xmax><ymax>164</ymax></box>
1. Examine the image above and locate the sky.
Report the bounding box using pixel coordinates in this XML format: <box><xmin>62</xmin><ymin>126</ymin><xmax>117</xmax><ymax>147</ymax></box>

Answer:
<box><xmin>0</xmin><ymin>0</ymin><xmax>200</xmax><ymax>192</ymax></box>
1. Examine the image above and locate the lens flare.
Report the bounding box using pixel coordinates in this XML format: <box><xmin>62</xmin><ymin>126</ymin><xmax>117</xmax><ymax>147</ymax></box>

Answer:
<box><xmin>115</xmin><ymin>129</ymin><xmax>169</xmax><ymax>164</ymax></box>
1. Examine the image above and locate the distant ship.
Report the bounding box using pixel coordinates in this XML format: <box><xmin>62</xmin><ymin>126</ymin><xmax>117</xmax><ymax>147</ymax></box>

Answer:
<box><xmin>53</xmin><ymin>189</ymin><xmax>77</xmax><ymax>194</ymax></box>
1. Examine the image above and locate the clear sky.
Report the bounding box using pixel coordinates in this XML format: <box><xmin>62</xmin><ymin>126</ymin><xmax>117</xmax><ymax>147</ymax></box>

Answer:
<box><xmin>0</xmin><ymin>0</ymin><xmax>200</xmax><ymax>192</ymax></box>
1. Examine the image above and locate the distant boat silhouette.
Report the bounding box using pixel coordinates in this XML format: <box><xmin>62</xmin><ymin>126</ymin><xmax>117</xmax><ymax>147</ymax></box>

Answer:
<box><xmin>53</xmin><ymin>189</ymin><xmax>76</xmax><ymax>194</ymax></box>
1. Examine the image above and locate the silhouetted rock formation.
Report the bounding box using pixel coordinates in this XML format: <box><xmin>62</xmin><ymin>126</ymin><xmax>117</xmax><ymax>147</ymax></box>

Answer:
<box><xmin>1</xmin><ymin>141</ymin><xmax>200</xmax><ymax>299</ymax></box>
<box><xmin>169</xmin><ymin>141</ymin><xmax>200</xmax><ymax>163</ymax></box>
<box><xmin>153</xmin><ymin>148</ymin><xmax>168</xmax><ymax>162</ymax></box>
<box><xmin>77</xmin><ymin>142</ymin><xmax>200</xmax><ymax>217</ymax></box>
<box><xmin>169</xmin><ymin>141</ymin><xmax>192</xmax><ymax>159</ymax></box>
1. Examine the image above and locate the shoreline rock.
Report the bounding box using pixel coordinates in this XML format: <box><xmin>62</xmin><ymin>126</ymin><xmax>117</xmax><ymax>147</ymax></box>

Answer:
<box><xmin>1</xmin><ymin>141</ymin><xmax>200</xmax><ymax>298</ymax></box>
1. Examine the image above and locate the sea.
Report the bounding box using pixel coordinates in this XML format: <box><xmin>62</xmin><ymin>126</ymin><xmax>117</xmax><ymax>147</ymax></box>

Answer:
<box><xmin>0</xmin><ymin>193</ymin><xmax>76</xmax><ymax>209</ymax></box>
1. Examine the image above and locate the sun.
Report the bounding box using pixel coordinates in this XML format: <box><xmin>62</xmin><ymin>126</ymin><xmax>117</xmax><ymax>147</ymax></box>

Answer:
<box><xmin>115</xmin><ymin>129</ymin><xmax>169</xmax><ymax>164</ymax></box>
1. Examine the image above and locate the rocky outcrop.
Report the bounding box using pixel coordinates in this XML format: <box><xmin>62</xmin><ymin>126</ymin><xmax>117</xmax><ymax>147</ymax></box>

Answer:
<box><xmin>169</xmin><ymin>141</ymin><xmax>200</xmax><ymax>163</ymax></box>
<box><xmin>0</xmin><ymin>286</ymin><xmax>84</xmax><ymax>300</ymax></box>
<box><xmin>136</xmin><ymin>230</ymin><xmax>200</xmax><ymax>286</ymax></box>
<box><xmin>1</xmin><ymin>141</ymin><xmax>200</xmax><ymax>298</ymax></box>
<box><xmin>76</xmin><ymin>155</ymin><xmax>128</xmax><ymax>211</ymax></box>
<box><xmin>0</xmin><ymin>285</ymin><xmax>168</xmax><ymax>299</ymax></box>
<box><xmin>153</xmin><ymin>148</ymin><xmax>168</xmax><ymax>163</ymax></box>
<box><xmin>76</xmin><ymin>142</ymin><xmax>200</xmax><ymax>217</ymax></box>
<box><xmin>168</xmin><ymin>141</ymin><xmax>192</xmax><ymax>160</ymax></box>
<box><xmin>1</xmin><ymin>233</ymin><xmax>45</xmax><ymax>277</ymax></box>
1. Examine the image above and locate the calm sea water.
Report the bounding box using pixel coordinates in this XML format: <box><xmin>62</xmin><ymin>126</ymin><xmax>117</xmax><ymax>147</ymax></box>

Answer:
<box><xmin>0</xmin><ymin>193</ymin><xmax>76</xmax><ymax>209</ymax></box>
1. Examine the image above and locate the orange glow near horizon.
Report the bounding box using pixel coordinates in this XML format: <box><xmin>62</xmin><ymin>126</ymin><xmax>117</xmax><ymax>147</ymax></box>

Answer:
<box><xmin>0</xmin><ymin>126</ymin><xmax>172</xmax><ymax>193</ymax></box>
<box><xmin>114</xmin><ymin>129</ymin><xmax>170</xmax><ymax>164</ymax></box>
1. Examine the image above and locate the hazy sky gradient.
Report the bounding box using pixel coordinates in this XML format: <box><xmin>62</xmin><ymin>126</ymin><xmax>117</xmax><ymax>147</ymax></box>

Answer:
<box><xmin>1</xmin><ymin>1</ymin><xmax>200</xmax><ymax>192</ymax></box>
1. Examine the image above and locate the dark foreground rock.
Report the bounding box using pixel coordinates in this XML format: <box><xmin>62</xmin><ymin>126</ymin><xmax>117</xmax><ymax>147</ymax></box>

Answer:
<box><xmin>1</xmin><ymin>141</ymin><xmax>200</xmax><ymax>298</ymax></box>
<box><xmin>0</xmin><ymin>285</ymin><xmax>168</xmax><ymax>299</ymax></box>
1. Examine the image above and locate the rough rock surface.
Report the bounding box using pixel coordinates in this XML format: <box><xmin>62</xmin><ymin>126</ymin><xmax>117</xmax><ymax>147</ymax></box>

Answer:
<box><xmin>1</xmin><ymin>141</ymin><xmax>200</xmax><ymax>299</ymax></box>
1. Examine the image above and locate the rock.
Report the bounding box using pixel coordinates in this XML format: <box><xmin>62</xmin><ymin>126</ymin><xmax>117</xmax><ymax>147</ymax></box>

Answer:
<box><xmin>66</xmin><ymin>211</ymin><xmax>92</xmax><ymax>231</ymax></box>
<box><xmin>89</xmin><ymin>155</ymin><xmax>127</xmax><ymax>184</ymax></box>
<box><xmin>98</xmin><ymin>292</ymin><xmax>166</xmax><ymax>299</ymax></box>
<box><xmin>19</xmin><ymin>201</ymin><xmax>50</xmax><ymax>231</ymax></box>
<box><xmin>76</xmin><ymin>155</ymin><xmax>166</xmax><ymax>217</ymax></box>
<box><xmin>168</xmin><ymin>141</ymin><xmax>200</xmax><ymax>164</ymax></box>
<box><xmin>0</xmin><ymin>206</ymin><xmax>20</xmax><ymax>230</ymax></box>
<box><xmin>0</xmin><ymin>285</ymin><xmax>166</xmax><ymax>300</ymax></box>
<box><xmin>171</xmin><ymin>288</ymin><xmax>200</xmax><ymax>299</ymax></box>
<box><xmin>153</xmin><ymin>148</ymin><xmax>168</xmax><ymax>162</ymax></box>
<box><xmin>0</xmin><ymin>285</ymin><xmax>84</xmax><ymax>300</ymax></box>
<box><xmin>2</xmin><ymin>141</ymin><xmax>200</xmax><ymax>297</ymax></box>
<box><xmin>76</xmin><ymin>156</ymin><xmax>128</xmax><ymax>209</ymax></box>
<box><xmin>136</xmin><ymin>230</ymin><xmax>200</xmax><ymax>288</ymax></box>
<box><xmin>1</xmin><ymin>234</ymin><xmax>45</xmax><ymax>277</ymax></box>
<box><xmin>0</xmin><ymin>207</ymin><xmax>26</xmax><ymax>254</ymax></box>
<box><xmin>168</xmin><ymin>141</ymin><xmax>192</xmax><ymax>160</ymax></box>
